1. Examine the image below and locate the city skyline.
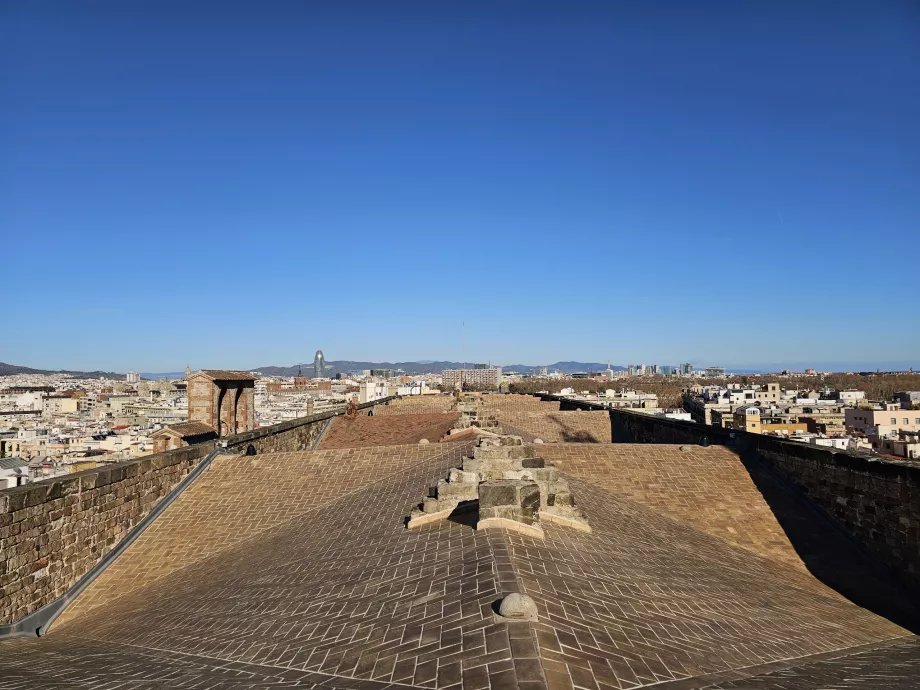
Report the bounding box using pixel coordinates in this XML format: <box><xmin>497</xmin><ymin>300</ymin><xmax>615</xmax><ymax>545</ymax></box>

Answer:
<box><xmin>2</xmin><ymin>354</ymin><xmax>919</xmax><ymax>377</ymax></box>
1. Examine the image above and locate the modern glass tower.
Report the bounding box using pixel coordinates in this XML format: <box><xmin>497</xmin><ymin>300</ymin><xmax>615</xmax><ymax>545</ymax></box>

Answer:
<box><xmin>314</xmin><ymin>350</ymin><xmax>326</xmax><ymax>378</ymax></box>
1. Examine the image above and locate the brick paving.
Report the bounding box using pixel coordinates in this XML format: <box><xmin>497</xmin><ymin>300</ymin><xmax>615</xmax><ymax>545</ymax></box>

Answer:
<box><xmin>57</xmin><ymin>442</ymin><xmax>474</xmax><ymax>625</ymax></box>
<box><xmin>699</xmin><ymin>637</ymin><xmax>920</xmax><ymax>689</ymax></box>
<box><xmin>481</xmin><ymin>396</ymin><xmax>611</xmax><ymax>444</ymax></box>
<box><xmin>512</xmin><ymin>480</ymin><xmax>907</xmax><ymax>689</ymax></box>
<box><xmin>536</xmin><ymin>444</ymin><xmax>807</xmax><ymax>569</ymax></box>
<box><xmin>1</xmin><ymin>441</ymin><xmax>917</xmax><ymax>688</ymax></box>
<box><xmin>318</xmin><ymin>413</ymin><xmax>461</xmax><ymax>449</ymax></box>
<box><xmin>375</xmin><ymin>396</ymin><xmax>458</xmax><ymax>416</ymax></box>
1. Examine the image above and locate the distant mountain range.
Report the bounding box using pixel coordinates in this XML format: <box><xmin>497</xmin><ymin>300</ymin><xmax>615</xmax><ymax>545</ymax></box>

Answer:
<box><xmin>0</xmin><ymin>360</ymin><xmax>624</xmax><ymax>380</ymax></box>
<box><xmin>252</xmin><ymin>361</ymin><xmax>623</xmax><ymax>376</ymax></box>
<box><xmin>0</xmin><ymin>362</ymin><xmax>123</xmax><ymax>379</ymax></box>
<box><xmin>3</xmin><ymin>359</ymin><xmax>916</xmax><ymax>380</ymax></box>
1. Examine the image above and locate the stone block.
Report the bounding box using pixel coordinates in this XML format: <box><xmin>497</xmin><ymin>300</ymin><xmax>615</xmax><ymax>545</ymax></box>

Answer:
<box><xmin>479</xmin><ymin>480</ymin><xmax>541</xmax><ymax>525</ymax></box>
<box><xmin>479</xmin><ymin>481</ymin><xmax>520</xmax><ymax>509</ymax></box>
<box><xmin>448</xmin><ymin>469</ymin><xmax>479</xmax><ymax>484</ymax></box>
<box><xmin>549</xmin><ymin>491</ymin><xmax>573</xmax><ymax>507</ymax></box>
<box><xmin>436</xmin><ymin>479</ymin><xmax>479</xmax><ymax>502</ymax></box>
<box><xmin>529</xmin><ymin>468</ymin><xmax>558</xmax><ymax>483</ymax></box>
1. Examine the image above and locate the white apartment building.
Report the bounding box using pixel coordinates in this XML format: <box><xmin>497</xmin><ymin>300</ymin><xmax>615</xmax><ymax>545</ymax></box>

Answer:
<box><xmin>836</xmin><ymin>390</ymin><xmax>866</xmax><ymax>404</ymax></box>
<box><xmin>0</xmin><ymin>457</ymin><xmax>29</xmax><ymax>488</ymax></box>
<box><xmin>42</xmin><ymin>396</ymin><xmax>78</xmax><ymax>417</ymax></box>
<box><xmin>359</xmin><ymin>381</ymin><xmax>389</xmax><ymax>404</ymax></box>
<box><xmin>397</xmin><ymin>382</ymin><xmax>429</xmax><ymax>396</ymax></box>
<box><xmin>441</xmin><ymin>368</ymin><xmax>502</xmax><ymax>390</ymax></box>
<box><xmin>845</xmin><ymin>404</ymin><xmax>920</xmax><ymax>437</ymax></box>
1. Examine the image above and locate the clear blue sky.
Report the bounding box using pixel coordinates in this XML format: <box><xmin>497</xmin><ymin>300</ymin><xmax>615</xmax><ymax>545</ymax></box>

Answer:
<box><xmin>3</xmin><ymin>1</ymin><xmax>918</xmax><ymax>372</ymax></box>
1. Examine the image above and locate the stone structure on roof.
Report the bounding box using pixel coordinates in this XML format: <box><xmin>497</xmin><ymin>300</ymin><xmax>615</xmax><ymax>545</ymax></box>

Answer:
<box><xmin>407</xmin><ymin>434</ymin><xmax>590</xmax><ymax>537</ymax></box>
<box><xmin>455</xmin><ymin>392</ymin><xmax>502</xmax><ymax>432</ymax></box>
<box><xmin>151</xmin><ymin>421</ymin><xmax>219</xmax><ymax>453</ymax></box>
<box><xmin>187</xmin><ymin>370</ymin><xmax>256</xmax><ymax>437</ymax></box>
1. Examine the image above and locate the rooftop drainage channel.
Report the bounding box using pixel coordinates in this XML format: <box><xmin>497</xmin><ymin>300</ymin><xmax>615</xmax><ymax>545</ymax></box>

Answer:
<box><xmin>0</xmin><ymin>446</ymin><xmax>229</xmax><ymax>640</ymax></box>
<box><xmin>311</xmin><ymin>415</ymin><xmax>336</xmax><ymax>450</ymax></box>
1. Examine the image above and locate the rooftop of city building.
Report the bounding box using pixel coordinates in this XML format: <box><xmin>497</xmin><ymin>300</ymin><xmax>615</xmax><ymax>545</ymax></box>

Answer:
<box><xmin>1</xmin><ymin>393</ymin><xmax>918</xmax><ymax>689</ymax></box>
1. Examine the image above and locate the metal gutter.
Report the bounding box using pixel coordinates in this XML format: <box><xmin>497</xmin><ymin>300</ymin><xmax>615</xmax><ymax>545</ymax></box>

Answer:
<box><xmin>0</xmin><ymin>446</ymin><xmax>227</xmax><ymax>639</ymax></box>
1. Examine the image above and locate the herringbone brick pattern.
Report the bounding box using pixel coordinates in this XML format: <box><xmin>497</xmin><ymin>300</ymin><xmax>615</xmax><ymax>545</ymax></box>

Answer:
<box><xmin>537</xmin><ymin>444</ymin><xmax>805</xmax><ymax>569</ymax></box>
<box><xmin>480</xmin><ymin>396</ymin><xmax>611</xmax><ymax>443</ymax></box>
<box><xmin>376</xmin><ymin>396</ymin><xmax>458</xmax><ymax>416</ymax></box>
<box><xmin>318</xmin><ymin>413</ymin><xmax>461</xmax><ymax>449</ymax></box>
<box><xmin>701</xmin><ymin>637</ymin><xmax>920</xmax><ymax>688</ymax></box>
<box><xmin>58</xmin><ymin>442</ymin><xmax>473</xmax><ymax>625</ymax></box>
<box><xmin>33</xmin><ymin>443</ymin><xmax>539</xmax><ymax>690</ymax></box>
<box><xmin>514</xmin><ymin>480</ymin><xmax>908</xmax><ymax>690</ymax></box>
<box><xmin>2</xmin><ymin>439</ymin><xmax>916</xmax><ymax>689</ymax></box>
<box><xmin>483</xmin><ymin>396</ymin><xmax>556</xmax><ymax>416</ymax></box>
<box><xmin>0</xmin><ymin>639</ymin><xmax>431</xmax><ymax>689</ymax></box>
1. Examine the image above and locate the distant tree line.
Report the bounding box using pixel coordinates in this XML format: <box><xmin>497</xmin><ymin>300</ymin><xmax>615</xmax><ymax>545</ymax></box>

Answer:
<box><xmin>509</xmin><ymin>372</ymin><xmax>920</xmax><ymax>409</ymax></box>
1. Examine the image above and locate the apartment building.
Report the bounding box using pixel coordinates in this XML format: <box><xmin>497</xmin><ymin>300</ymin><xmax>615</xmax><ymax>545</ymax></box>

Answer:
<box><xmin>845</xmin><ymin>404</ymin><xmax>920</xmax><ymax>436</ymax></box>
<box><xmin>441</xmin><ymin>367</ymin><xmax>502</xmax><ymax>390</ymax></box>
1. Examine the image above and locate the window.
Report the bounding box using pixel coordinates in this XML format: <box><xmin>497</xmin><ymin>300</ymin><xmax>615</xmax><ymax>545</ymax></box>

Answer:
<box><xmin>905</xmin><ymin>419</ymin><xmax>910</xmax><ymax>425</ymax></box>
<box><xmin>891</xmin><ymin>418</ymin><xmax>897</xmax><ymax>424</ymax></box>
<box><xmin>916</xmin><ymin>419</ymin><xmax>920</xmax><ymax>425</ymax></box>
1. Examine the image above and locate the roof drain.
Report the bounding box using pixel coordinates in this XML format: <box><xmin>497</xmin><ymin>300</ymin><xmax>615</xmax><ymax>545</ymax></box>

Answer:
<box><xmin>0</xmin><ymin>446</ymin><xmax>228</xmax><ymax>640</ymax></box>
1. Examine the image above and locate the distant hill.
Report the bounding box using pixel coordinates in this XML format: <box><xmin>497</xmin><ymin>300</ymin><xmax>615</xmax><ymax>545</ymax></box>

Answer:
<box><xmin>504</xmin><ymin>361</ymin><xmax>623</xmax><ymax>374</ymax></box>
<box><xmin>140</xmin><ymin>372</ymin><xmax>188</xmax><ymax>380</ymax></box>
<box><xmin>0</xmin><ymin>362</ymin><xmax>123</xmax><ymax>379</ymax></box>
<box><xmin>252</xmin><ymin>360</ymin><xmax>625</xmax><ymax>376</ymax></box>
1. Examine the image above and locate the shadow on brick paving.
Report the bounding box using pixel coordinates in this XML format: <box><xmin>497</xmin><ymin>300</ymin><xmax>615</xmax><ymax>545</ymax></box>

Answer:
<box><xmin>737</xmin><ymin>451</ymin><xmax>920</xmax><ymax>634</ymax></box>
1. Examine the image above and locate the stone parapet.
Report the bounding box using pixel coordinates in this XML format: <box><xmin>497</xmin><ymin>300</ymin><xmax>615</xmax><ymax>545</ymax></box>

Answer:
<box><xmin>538</xmin><ymin>393</ymin><xmax>920</xmax><ymax>594</ymax></box>
<box><xmin>0</xmin><ymin>397</ymin><xmax>394</xmax><ymax>628</ymax></box>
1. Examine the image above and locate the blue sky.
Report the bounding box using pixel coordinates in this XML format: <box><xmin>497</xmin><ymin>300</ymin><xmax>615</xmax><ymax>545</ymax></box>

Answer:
<box><xmin>3</xmin><ymin>1</ymin><xmax>918</xmax><ymax>372</ymax></box>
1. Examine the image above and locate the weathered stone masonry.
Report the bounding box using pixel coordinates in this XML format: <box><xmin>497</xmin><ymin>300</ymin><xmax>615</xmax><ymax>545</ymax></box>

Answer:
<box><xmin>0</xmin><ymin>398</ymin><xmax>392</xmax><ymax>627</ymax></box>
<box><xmin>0</xmin><ymin>444</ymin><xmax>211</xmax><ymax>627</ymax></box>
<box><xmin>539</xmin><ymin>393</ymin><xmax>920</xmax><ymax>594</ymax></box>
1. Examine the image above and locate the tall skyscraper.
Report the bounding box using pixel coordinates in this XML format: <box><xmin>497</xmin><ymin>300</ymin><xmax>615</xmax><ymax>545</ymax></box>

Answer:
<box><xmin>314</xmin><ymin>350</ymin><xmax>326</xmax><ymax>378</ymax></box>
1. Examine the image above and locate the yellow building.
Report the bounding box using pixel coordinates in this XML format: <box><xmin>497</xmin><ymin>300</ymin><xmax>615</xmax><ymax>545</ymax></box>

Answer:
<box><xmin>733</xmin><ymin>405</ymin><xmax>761</xmax><ymax>433</ymax></box>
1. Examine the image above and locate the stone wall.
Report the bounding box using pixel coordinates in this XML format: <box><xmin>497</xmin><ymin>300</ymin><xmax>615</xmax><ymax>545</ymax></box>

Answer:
<box><xmin>539</xmin><ymin>395</ymin><xmax>920</xmax><ymax>593</ymax></box>
<box><xmin>0</xmin><ymin>444</ymin><xmax>213</xmax><ymax>627</ymax></box>
<box><xmin>746</xmin><ymin>433</ymin><xmax>920</xmax><ymax>591</ymax></box>
<box><xmin>0</xmin><ymin>397</ymin><xmax>392</xmax><ymax>628</ymax></box>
